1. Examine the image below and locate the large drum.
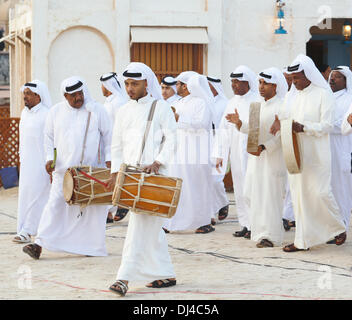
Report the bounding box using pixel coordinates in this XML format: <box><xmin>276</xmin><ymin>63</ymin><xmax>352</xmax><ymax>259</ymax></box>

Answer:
<box><xmin>112</xmin><ymin>164</ymin><xmax>182</xmax><ymax>219</ymax></box>
<box><xmin>63</xmin><ymin>166</ymin><xmax>112</xmax><ymax>208</ymax></box>
<box><xmin>281</xmin><ymin>119</ymin><xmax>302</xmax><ymax>174</ymax></box>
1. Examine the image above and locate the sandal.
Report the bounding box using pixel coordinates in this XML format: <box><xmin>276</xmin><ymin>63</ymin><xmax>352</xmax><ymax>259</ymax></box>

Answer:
<box><xmin>256</xmin><ymin>239</ymin><xmax>274</xmax><ymax>248</ymax></box>
<box><xmin>23</xmin><ymin>244</ymin><xmax>42</xmax><ymax>260</ymax></box>
<box><xmin>282</xmin><ymin>219</ymin><xmax>291</xmax><ymax>231</ymax></box>
<box><xmin>211</xmin><ymin>218</ymin><xmax>217</xmax><ymax>226</ymax></box>
<box><xmin>244</xmin><ymin>230</ymin><xmax>251</xmax><ymax>239</ymax></box>
<box><xmin>335</xmin><ymin>232</ymin><xmax>347</xmax><ymax>246</ymax></box>
<box><xmin>13</xmin><ymin>233</ymin><xmax>31</xmax><ymax>244</ymax></box>
<box><xmin>195</xmin><ymin>225</ymin><xmax>215</xmax><ymax>234</ymax></box>
<box><xmin>218</xmin><ymin>205</ymin><xmax>229</xmax><ymax>221</ymax></box>
<box><xmin>233</xmin><ymin>227</ymin><xmax>248</xmax><ymax>238</ymax></box>
<box><xmin>283</xmin><ymin>243</ymin><xmax>309</xmax><ymax>253</ymax></box>
<box><xmin>162</xmin><ymin>227</ymin><xmax>170</xmax><ymax>234</ymax></box>
<box><xmin>114</xmin><ymin>208</ymin><xmax>129</xmax><ymax>222</ymax></box>
<box><xmin>146</xmin><ymin>279</ymin><xmax>176</xmax><ymax>288</ymax></box>
<box><xmin>109</xmin><ymin>280</ymin><xmax>128</xmax><ymax>297</ymax></box>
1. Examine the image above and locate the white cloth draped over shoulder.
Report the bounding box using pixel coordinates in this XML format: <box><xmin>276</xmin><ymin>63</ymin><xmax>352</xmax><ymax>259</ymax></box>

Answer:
<box><xmin>18</xmin><ymin>92</ymin><xmax>51</xmax><ymax>237</ymax></box>
<box><xmin>34</xmin><ymin>76</ymin><xmax>112</xmax><ymax>257</ymax></box>
<box><xmin>111</xmin><ymin>94</ymin><xmax>177</xmax><ymax>281</ymax></box>
<box><xmin>281</xmin><ymin>55</ymin><xmax>346</xmax><ymax>249</ymax></box>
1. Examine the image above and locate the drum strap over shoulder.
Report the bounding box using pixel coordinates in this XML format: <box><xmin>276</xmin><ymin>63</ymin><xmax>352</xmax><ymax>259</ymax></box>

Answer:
<box><xmin>137</xmin><ymin>100</ymin><xmax>158</xmax><ymax>167</ymax></box>
<box><xmin>80</xmin><ymin>112</ymin><xmax>92</xmax><ymax>166</ymax></box>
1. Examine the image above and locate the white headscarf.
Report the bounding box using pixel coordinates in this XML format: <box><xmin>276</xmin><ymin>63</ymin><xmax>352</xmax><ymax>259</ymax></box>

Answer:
<box><xmin>230</xmin><ymin>65</ymin><xmax>258</xmax><ymax>94</ymax></box>
<box><xmin>176</xmin><ymin>71</ymin><xmax>199</xmax><ymax>85</ymax></box>
<box><xmin>187</xmin><ymin>74</ymin><xmax>216</xmax><ymax>125</ymax></box>
<box><xmin>287</xmin><ymin>54</ymin><xmax>330</xmax><ymax>90</ymax></box>
<box><xmin>328</xmin><ymin>66</ymin><xmax>352</xmax><ymax>95</ymax></box>
<box><xmin>100</xmin><ymin>72</ymin><xmax>129</xmax><ymax>104</ymax></box>
<box><xmin>123</xmin><ymin>62</ymin><xmax>162</xmax><ymax>100</ymax></box>
<box><xmin>60</xmin><ymin>76</ymin><xmax>96</xmax><ymax>110</ymax></box>
<box><xmin>161</xmin><ymin>76</ymin><xmax>177</xmax><ymax>94</ymax></box>
<box><xmin>258</xmin><ymin>67</ymin><xmax>288</xmax><ymax>99</ymax></box>
<box><xmin>207</xmin><ymin>76</ymin><xmax>227</xmax><ymax>100</ymax></box>
<box><xmin>21</xmin><ymin>80</ymin><xmax>52</xmax><ymax>108</ymax></box>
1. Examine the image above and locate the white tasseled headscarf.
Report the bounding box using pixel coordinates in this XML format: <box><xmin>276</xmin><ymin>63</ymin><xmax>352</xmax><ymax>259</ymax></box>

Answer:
<box><xmin>176</xmin><ymin>71</ymin><xmax>199</xmax><ymax>85</ymax></box>
<box><xmin>21</xmin><ymin>80</ymin><xmax>52</xmax><ymax>108</ymax></box>
<box><xmin>123</xmin><ymin>62</ymin><xmax>162</xmax><ymax>100</ymax></box>
<box><xmin>161</xmin><ymin>76</ymin><xmax>177</xmax><ymax>94</ymax></box>
<box><xmin>258</xmin><ymin>67</ymin><xmax>288</xmax><ymax>99</ymax></box>
<box><xmin>287</xmin><ymin>54</ymin><xmax>330</xmax><ymax>91</ymax></box>
<box><xmin>100</xmin><ymin>72</ymin><xmax>129</xmax><ymax>104</ymax></box>
<box><xmin>207</xmin><ymin>76</ymin><xmax>227</xmax><ymax>100</ymax></box>
<box><xmin>328</xmin><ymin>66</ymin><xmax>352</xmax><ymax>95</ymax></box>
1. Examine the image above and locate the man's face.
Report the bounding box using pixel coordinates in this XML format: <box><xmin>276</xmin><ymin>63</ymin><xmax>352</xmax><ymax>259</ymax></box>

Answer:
<box><xmin>329</xmin><ymin>71</ymin><xmax>346</xmax><ymax>93</ymax></box>
<box><xmin>161</xmin><ymin>84</ymin><xmax>175</xmax><ymax>100</ymax></box>
<box><xmin>283</xmin><ymin>73</ymin><xmax>293</xmax><ymax>91</ymax></box>
<box><xmin>176</xmin><ymin>81</ymin><xmax>189</xmax><ymax>97</ymax></box>
<box><xmin>231</xmin><ymin>79</ymin><xmax>250</xmax><ymax>96</ymax></box>
<box><xmin>101</xmin><ymin>84</ymin><xmax>112</xmax><ymax>98</ymax></box>
<box><xmin>259</xmin><ymin>79</ymin><xmax>277</xmax><ymax>101</ymax></box>
<box><xmin>64</xmin><ymin>90</ymin><xmax>85</xmax><ymax>109</ymax></box>
<box><xmin>208</xmin><ymin>83</ymin><xmax>218</xmax><ymax>97</ymax></box>
<box><xmin>23</xmin><ymin>88</ymin><xmax>41</xmax><ymax>108</ymax></box>
<box><xmin>125</xmin><ymin>79</ymin><xmax>148</xmax><ymax>100</ymax></box>
<box><xmin>291</xmin><ymin>71</ymin><xmax>311</xmax><ymax>91</ymax></box>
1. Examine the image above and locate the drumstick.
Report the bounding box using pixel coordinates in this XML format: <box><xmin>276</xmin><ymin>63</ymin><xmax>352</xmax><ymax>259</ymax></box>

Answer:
<box><xmin>51</xmin><ymin>148</ymin><xmax>57</xmax><ymax>169</ymax></box>
<box><xmin>76</xmin><ymin>168</ymin><xmax>109</xmax><ymax>188</ymax></box>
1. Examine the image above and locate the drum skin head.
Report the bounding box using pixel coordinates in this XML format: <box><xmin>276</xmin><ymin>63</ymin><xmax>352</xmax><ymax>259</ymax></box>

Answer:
<box><xmin>63</xmin><ymin>170</ymin><xmax>74</xmax><ymax>202</ymax></box>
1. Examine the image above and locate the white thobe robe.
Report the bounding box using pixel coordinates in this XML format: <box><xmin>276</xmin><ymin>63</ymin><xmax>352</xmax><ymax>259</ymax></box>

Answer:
<box><xmin>330</xmin><ymin>89</ymin><xmax>352</xmax><ymax>229</ymax></box>
<box><xmin>282</xmin><ymin>88</ymin><xmax>298</xmax><ymax>222</ymax></box>
<box><xmin>34</xmin><ymin>100</ymin><xmax>112</xmax><ymax>256</ymax></box>
<box><xmin>111</xmin><ymin>94</ymin><xmax>177</xmax><ymax>281</ymax></box>
<box><xmin>103</xmin><ymin>94</ymin><xmax>126</xmax><ymax>213</ymax></box>
<box><xmin>17</xmin><ymin>103</ymin><xmax>51</xmax><ymax>236</ymax></box>
<box><xmin>280</xmin><ymin>84</ymin><xmax>345</xmax><ymax>249</ymax></box>
<box><xmin>242</xmin><ymin>96</ymin><xmax>286</xmax><ymax>245</ymax></box>
<box><xmin>166</xmin><ymin>94</ymin><xmax>180</xmax><ymax>106</ymax></box>
<box><xmin>210</xmin><ymin>95</ymin><xmax>229</xmax><ymax>217</ymax></box>
<box><xmin>213</xmin><ymin>91</ymin><xmax>259</xmax><ymax>230</ymax></box>
<box><xmin>164</xmin><ymin>95</ymin><xmax>214</xmax><ymax>231</ymax></box>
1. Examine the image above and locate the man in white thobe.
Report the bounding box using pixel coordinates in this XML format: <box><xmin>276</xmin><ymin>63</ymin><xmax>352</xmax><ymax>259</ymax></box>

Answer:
<box><xmin>328</xmin><ymin>66</ymin><xmax>352</xmax><ymax>232</ymax></box>
<box><xmin>13</xmin><ymin>81</ymin><xmax>52</xmax><ymax>244</ymax></box>
<box><xmin>227</xmin><ymin>68</ymin><xmax>288</xmax><ymax>248</ymax></box>
<box><xmin>270</xmin><ymin>54</ymin><xmax>346</xmax><ymax>252</ymax></box>
<box><xmin>161</xmin><ymin>76</ymin><xmax>180</xmax><ymax>106</ymax></box>
<box><xmin>163</xmin><ymin>72</ymin><xmax>215</xmax><ymax>234</ymax></box>
<box><xmin>207</xmin><ymin>76</ymin><xmax>229</xmax><ymax>223</ymax></box>
<box><xmin>23</xmin><ymin>77</ymin><xmax>112</xmax><ymax>259</ymax></box>
<box><xmin>100</xmin><ymin>72</ymin><xmax>129</xmax><ymax>223</ymax></box>
<box><xmin>214</xmin><ymin>66</ymin><xmax>260</xmax><ymax>239</ymax></box>
<box><xmin>108</xmin><ymin>62</ymin><xmax>177</xmax><ymax>297</ymax></box>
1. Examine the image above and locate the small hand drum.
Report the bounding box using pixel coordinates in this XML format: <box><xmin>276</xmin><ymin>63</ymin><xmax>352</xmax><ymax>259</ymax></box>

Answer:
<box><xmin>112</xmin><ymin>164</ymin><xmax>183</xmax><ymax>219</ymax></box>
<box><xmin>63</xmin><ymin>166</ymin><xmax>113</xmax><ymax>208</ymax></box>
<box><xmin>281</xmin><ymin>119</ymin><xmax>302</xmax><ymax>174</ymax></box>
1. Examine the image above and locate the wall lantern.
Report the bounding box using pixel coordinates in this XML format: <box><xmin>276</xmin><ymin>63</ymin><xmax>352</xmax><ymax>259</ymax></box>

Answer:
<box><xmin>343</xmin><ymin>20</ymin><xmax>352</xmax><ymax>41</ymax></box>
<box><xmin>275</xmin><ymin>0</ymin><xmax>288</xmax><ymax>34</ymax></box>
